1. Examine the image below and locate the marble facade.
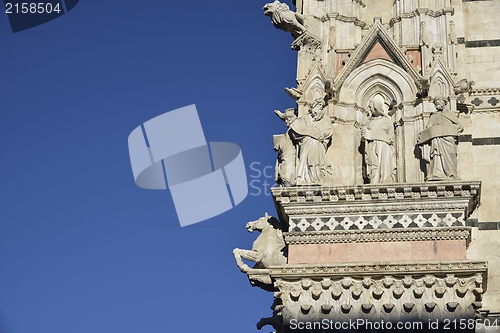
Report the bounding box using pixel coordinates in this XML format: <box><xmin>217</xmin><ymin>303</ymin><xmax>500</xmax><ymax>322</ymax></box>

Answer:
<box><xmin>235</xmin><ymin>0</ymin><xmax>500</xmax><ymax>331</ymax></box>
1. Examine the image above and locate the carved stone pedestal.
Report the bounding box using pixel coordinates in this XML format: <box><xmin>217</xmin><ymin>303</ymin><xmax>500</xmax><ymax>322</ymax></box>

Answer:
<box><xmin>251</xmin><ymin>181</ymin><xmax>487</xmax><ymax>332</ymax></box>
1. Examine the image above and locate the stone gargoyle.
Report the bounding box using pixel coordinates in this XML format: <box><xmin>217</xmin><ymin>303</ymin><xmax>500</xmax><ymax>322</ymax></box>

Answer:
<box><xmin>263</xmin><ymin>0</ymin><xmax>306</xmax><ymax>38</ymax></box>
<box><xmin>233</xmin><ymin>213</ymin><xmax>287</xmax><ymax>289</ymax></box>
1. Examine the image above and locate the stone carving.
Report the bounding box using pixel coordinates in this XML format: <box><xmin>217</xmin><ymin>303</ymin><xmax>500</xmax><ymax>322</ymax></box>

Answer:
<box><xmin>263</xmin><ymin>0</ymin><xmax>306</xmax><ymax>38</ymax></box>
<box><xmin>361</xmin><ymin>95</ymin><xmax>396</xmax><ymax>184</ymax></box>
<box><xmin>268</xmin><ymin>263</ymin><xmax>486</xmax><ymax>324</ymax></box>
<box><xmin>418</xmin><ymin>96</ymin><xmax>463</xmax><ymax>181</ymax></box>
<box><xmin>233</xmin><ymin>213</ymin><xmax>287</xmax><ymax>274</ymax></box>
<box><xmin>274</xmin><ymin>99</ymin><xmax>333</xmax><ymax>186</ymax></box>
<box><xmin>454</xmin><ymin>78</ymin><xmax>475</xmax><ymax>95</ymax></box>
<box><xmin>290</xmin><ymin>99</ymin><xmax>333</xmax><ymax>185</ymax></box>
<box><xmin>290</xmin><ymin>32</ymin><xmax>322</xmax><ymax>53</ymax></box>
<box><xmin>274</xmin><ymin>108</ymin><xmax>297</xmax><ymax>187</ymax></box>
<box><xmin>284</xmin><ymin>87</ymin><xmax>303</xmax><ymax>100</ymax></box>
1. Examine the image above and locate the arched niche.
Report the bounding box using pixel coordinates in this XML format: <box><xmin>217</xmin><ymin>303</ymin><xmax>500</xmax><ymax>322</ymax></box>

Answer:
<box><xmin>338</xmin><ymin>59</ymin><xmax>418</xmax><ymax>106</ymax></box>
<box><xmin>331</xmin><ymin>59</ymin><xmax>424</xmax><ymax>184</ymax></box>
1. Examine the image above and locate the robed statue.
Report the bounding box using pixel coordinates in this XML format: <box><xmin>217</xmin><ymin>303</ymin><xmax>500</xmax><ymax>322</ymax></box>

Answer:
<box><xmin>274</xmin><ymin>99</ymin><xmax>333</xmax><ymax>186</ymax></box>
<box><xmin>361</xmin><ymin>95</ymin><xmax>397</xmax><ymax>184</ymax></box>
<box><xmin>274</xmin><ymin>108</ymin><xmax>297</xmax><ymax>187</ymax></box>
<box><xmin>417</xmin><ymin>96</ymin><xmax>463</xmax><ymax>181</ymax></box>
<box><xmin>290</xmin><ymin>99</ymin><xmax>333</xmax><ymax>185</ymax></box>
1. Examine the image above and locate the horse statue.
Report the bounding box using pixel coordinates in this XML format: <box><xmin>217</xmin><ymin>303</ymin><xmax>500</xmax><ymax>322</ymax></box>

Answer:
<box><xmin>233</xmin><ymin>213</ymin><xmax>287</xmax><ymax>274</ymax></box>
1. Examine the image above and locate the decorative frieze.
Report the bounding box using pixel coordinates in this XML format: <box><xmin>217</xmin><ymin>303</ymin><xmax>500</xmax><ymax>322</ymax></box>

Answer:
<box><xmin>288</xmin><ymin>212</ymin><xmax>466</xmax><ymax>231</ymax></box>
<box><xmin>284</xmin><ymin>227</ymin><xmax>472</xmax><ymax>246</ymax></box>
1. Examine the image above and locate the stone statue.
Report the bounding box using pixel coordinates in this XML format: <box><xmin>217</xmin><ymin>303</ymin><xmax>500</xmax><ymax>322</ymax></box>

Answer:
<box><xmin>289</xmin><ymin>98</ymin><xmax>333</xmax><ymax>185</ymax></box>
<box><xmin>361</xmin><ymin>95</ymin><xmax>397</xmax><ymax>184</ymax></box>
<box><xmin>417</xmin><ymin>96</ymin><xmax>463</xmax><ymax>181</ymax></box>
<box><xmin>263</xmin><ymin>0</ymin><xmax>307</xmax><ymax>38</ymax></box>
<box><xmin>233</xmin><ymin>213</ymin><xmax>287</xmax><ymax>274</ymax></box>
<box><xmin>274</xmin><ymin>108</ymin><xmax>297</xmax><ymax>187</ymax></box>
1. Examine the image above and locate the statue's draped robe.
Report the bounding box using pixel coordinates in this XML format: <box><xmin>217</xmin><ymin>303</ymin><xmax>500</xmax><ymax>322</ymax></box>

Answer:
<box><xmin>274</xmin><ymin>131</ymin><xmax>296</xmax><ymax>186</ymax></box>
<box><xmin>419</xmin><ymin>110</ymin><xmax>463</xmax><ymax>180</ymax></box>
<box><xmin>364</xmin><ymin>116</ymin><xmax>396</xmax><ymax>184</ymax></box>
<box><xmin>289</xmin><ymin>114</ymin><xmax>333</xmax><ymax>185</ymax></box>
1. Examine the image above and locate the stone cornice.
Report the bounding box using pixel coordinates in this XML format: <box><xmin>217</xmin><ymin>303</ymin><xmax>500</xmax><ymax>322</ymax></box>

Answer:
<box><xmin>284</xmin><ymin>199</ymin><xmax>470</xmax><ymax>215</ymax></box>
<box><xmin>272</xmin><ymin>181</ymin><xmax>481</xmax><ymax>204</ymax></box>
<box><xmin>272</xmin><ymin>182</ymin><xmax>481</xmax><ymax>227</ymax></box>
<box><xmin>269</xmin><ymin>260</ymin><xmax>487</xmax><ymax>279</ymax></box>
<box><xmin>284</xmin><ymin>227</ymin><xmax>472</xmax><ymax>247</ymax></box>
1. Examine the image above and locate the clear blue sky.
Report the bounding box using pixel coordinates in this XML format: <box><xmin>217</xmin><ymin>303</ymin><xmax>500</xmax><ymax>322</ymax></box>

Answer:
<box><xmin>0</xmin><ymin>1</ymin><xmax>300</xmax><ymax>332</ymax></box>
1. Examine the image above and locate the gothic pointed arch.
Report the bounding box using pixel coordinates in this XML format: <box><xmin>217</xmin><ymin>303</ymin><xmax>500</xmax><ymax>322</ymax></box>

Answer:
<box><xmin>301</xmin><ymin>64</ymin><xmax>327</xmax><ymax>104</ymax></box>
<box><xmin>339</xmin><ymin>58</ymin><xmax>418</xmax><ymax>107</ymax></box>
<box><xmin>333</xmin><ymin>19</ymin><xmax>421</xmax><ymax>95</ymax></box>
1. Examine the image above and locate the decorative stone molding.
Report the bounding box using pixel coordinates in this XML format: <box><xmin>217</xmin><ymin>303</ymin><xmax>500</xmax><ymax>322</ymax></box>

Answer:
<box><xmin>272</xmin><ymin>182</ymin><xmax>480</xmax><ymax>204</ymax></box>
<box><xmin>390</xmin><ymin>8</ymin><xmax>455</xmax><ymax>24</ymax></box>
<box><xmin>291</xmin><ymin>32</ymin><xmax>322</xmax><ymax>53</ymax></box>
<box><xmin>288</xmin><ymin>212</ymin><xmax>467</xmax><ymax>232</ymax></box>
<box><xmin>323</xmin><ymin>13</ymin><xmax>366</xmax><ymax>28</ymax></box>
<box><xmin>267</xmin><ymin>261</ymin><xmax>487</xmax><ymax>325</ymax></box>
<box><xmin>286</xmin><ymin>203</ymin><xmax>469</xmax><ymax>216</ymax></box>
<box><xmin>272</xmin><ymin>182</ymin><xmax>480</xmax><ymax>225</ymax></box>
<box><xmin>270</xmin><ymin>260</ymin><xmax>487</xmax><ymax>278</ymax></box>
<box><xmin>284</xmin><ymin>227</ymin><xmax>472</xmax><ymax>247</ymax></box>
<box><xmin>470</xmin><ymin>88</ymin><xmax>500</xmax><ymax>96</ymax></box>
<box><xmin>395</xmin><ymin>113</ymin><xmax>425</xmax><ymax>125</ymax></box>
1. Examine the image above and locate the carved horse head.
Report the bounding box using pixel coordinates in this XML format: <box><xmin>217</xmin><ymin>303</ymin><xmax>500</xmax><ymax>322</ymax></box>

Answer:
<box><xmin>246</xmin><ymin>212</ymin><xmax>271</xmax><ymax>232</ymax></box>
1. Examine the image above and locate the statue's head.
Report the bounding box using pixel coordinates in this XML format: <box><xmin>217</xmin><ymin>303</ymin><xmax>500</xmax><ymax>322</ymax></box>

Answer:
<box><xmin>309</xmin><ymin>98</ymin><xmax>326</xmax><ymax>121</ymax></box>
<box><xmin>263</xmin><ymin>0</ymin><xmax>288</xmax><ymax>17</ymax></box>
<box><xmin>433</xmin><ymin>96</ymin><xmax>448</xmax><ymax>111</ymax></box>
<box><xmin>369</xmin><ymin>94</ymin><xmax>387</xmax><ymax>117</ymax></box>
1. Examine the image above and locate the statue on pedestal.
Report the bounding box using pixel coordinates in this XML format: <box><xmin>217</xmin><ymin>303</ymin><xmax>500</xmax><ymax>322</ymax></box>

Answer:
<box><xmin>361</xmin><ymin>95</ymin><xmax>397</xmax><ymax>184</ymax></box>
<box><xmin>274</xmin><ymin>108</ymin><xmax>297</xmax><ymax>187</ymax></box>
<box><xmin>417</xmin><ymin>96</ymin><xmax>463</xmax><ymax>181</ymax></box>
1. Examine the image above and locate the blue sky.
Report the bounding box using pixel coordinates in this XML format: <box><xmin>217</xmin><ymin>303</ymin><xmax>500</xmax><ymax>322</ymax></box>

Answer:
<box><xmin>0</xmin><ymin>1</ymin><xmax>300</xmax><ymax>332</ymax></box>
